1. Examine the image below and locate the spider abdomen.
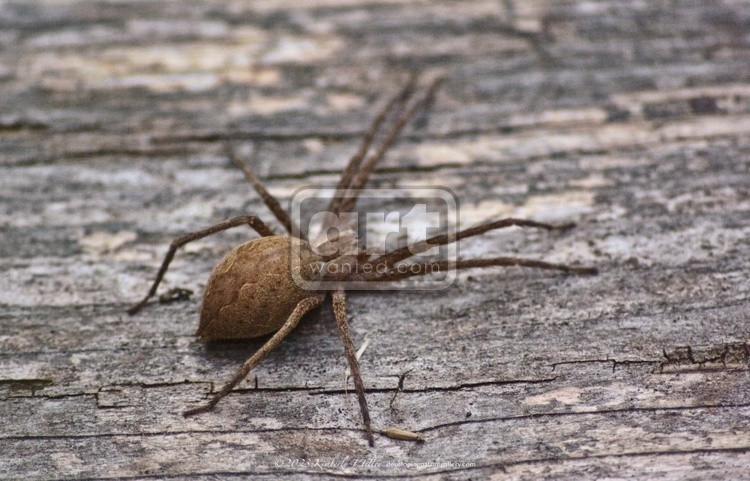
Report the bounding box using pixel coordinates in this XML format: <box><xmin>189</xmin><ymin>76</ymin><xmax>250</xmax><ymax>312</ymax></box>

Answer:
<box><xmin>197</xmin><ymin>235</ymin><xmax>321</xmax><ymax>340</ymax></box>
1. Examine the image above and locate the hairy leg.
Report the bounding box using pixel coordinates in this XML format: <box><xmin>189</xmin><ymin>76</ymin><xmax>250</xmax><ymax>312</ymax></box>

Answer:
<box><xmin>127</xmin><ymin>215</ymin><xmax>275</xmax><ymax>315</ymax></box>
<box><xmin>337</xmin><ymin>77</ymin><xmax>443</xmax><ymax>214</ymax></box>
<box><xmin>183</xmin><ymin>295</ymin><xmax>325</xmax><ymax>417</ymax></box>
<box><xmin>225</xmin><ymin>142</ymin><xmax>300</xmax><ymax>236</ymax></box>
<box><xmin>366</xmin><ymin>218</ymin><xmax>576</xmax><ymax>274</ymax></box>
<box><xmin>326</xmin><ymin>73</ymin><xmax>419</xmax><ymax>218</ymax></box>
<box><xmin>332</xmin><ymin>289</ymin><xmax>375</xmax><ymax>446</ymax></box>
<box><xmin>359</xmin><ymin>256</ymin><xmax>597</xmax><ymax>282</ymax></box>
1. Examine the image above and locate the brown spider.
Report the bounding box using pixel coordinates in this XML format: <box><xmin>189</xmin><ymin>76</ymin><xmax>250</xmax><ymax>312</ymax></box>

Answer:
<box><xmin>127</xmin><ymin>73</ymin><xmax>597</xmax><ymax>446</ymax></box>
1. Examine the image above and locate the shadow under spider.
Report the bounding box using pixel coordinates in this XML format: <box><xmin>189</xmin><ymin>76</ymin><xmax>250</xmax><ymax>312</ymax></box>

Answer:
<box><xmin>126</xmin><ymin>71</ymin><xmax>597</xmax><ymax>447</ymax></box>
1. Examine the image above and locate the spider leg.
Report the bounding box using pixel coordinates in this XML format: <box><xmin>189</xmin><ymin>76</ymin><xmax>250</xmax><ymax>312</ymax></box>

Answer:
<box><xmin>360</xmin><ymin>257</ymin><xmax>597</xmax><ymax>283</ymax></box>
<box><xmin>225</xmin><ymin>142</ymin><xmax>301</xmax><ymax>237</ymax></box>
<box><xmin>337</xmin><ymin>76</ymin><xmax>443</xmax><ymax>215</ymax></box>
<box><xmin>127</xmin><ymin>215</ymin><xmax>275</xmax><ymax>315</ymax></box>
<box><xmin>366</xmin><ymin>217</ymin><xmax>576</xmax><ymax>274</ymax></box>
<box><xmin>326</xmin><ymin>73</ymin><xmax>419</xmax><ymax>218</ymax></box>
<box><xmin>332</xmin><ymin>289</ymin><xmax>375</xmax><ymax>446</ymax></box>
<box><xmin>183</xmin><ymin>295</ymin><xmax>324</xmax><ymax>417</ymax></box>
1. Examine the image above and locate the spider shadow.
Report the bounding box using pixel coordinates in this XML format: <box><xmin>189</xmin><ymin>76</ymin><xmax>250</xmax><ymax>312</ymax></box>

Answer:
<box><xmin>198</xmin><ymin>303</ymin><xmax>331</xmax><ymax>364</ymax></box>
<box><xmin>196</xmin><ymin>288</ymin><xmax>453</xmax><ymax>366</ymax></box>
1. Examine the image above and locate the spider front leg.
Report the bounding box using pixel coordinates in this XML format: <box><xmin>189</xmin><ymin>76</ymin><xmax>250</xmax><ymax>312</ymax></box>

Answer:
<box><xmin>338</xmin><ymin>77</ymin><xmax>443</xmax><ymax>215</ymax></box>
<box><xmin>183</xmin><ymin>294</ymin><xmax>324</xmax><ymax>417</ymax></box>
<box><xmin>326</xmin><ymin>73</ymin><xmax>419</xmax><ymax>218</ymax></box>
<box><xmin>332</xmin><ymin>289</ymin><xmax>375</xmax><ymax>446</ymax></box>
<box><xmin>127</xmin><ymin>215</ymin><xmax>275</xmax><ymax>315</ymax></box>
<box><xmin>366</xmin><ymin>217</ymin><xmax>578</xmax><ymax>274</ymax></box>
<box><xmin>362</xmin><ymin>257</ymin><xmax>597</xmax><ymax>283</ymax></box>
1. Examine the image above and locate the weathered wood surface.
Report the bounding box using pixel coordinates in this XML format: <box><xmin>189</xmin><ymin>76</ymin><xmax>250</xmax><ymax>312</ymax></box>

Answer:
<box><xmin>2</xmin><ymin>0</ymin><xmax>750</xmax><ymax>479</ymax></box>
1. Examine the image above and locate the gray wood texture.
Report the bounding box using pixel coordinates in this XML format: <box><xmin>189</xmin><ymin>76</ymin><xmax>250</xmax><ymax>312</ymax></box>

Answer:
<box><xmin>2</xmin><ymin>1</ymin><xmax>750</xmax><ymax>479</ymax></box>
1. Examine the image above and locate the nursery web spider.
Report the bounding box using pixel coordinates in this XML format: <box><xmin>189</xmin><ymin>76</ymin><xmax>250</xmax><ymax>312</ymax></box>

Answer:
<box><xmin>127</xmin><ymin>73</ymin><xmax>597</xmax><ymax>446</ymax></box>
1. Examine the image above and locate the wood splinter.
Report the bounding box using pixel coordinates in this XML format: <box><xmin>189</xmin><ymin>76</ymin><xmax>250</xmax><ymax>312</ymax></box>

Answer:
<box><xmin>380</xmin><ymin>427</ymin><xmax>425</xmax><ymax>443</ymax></box>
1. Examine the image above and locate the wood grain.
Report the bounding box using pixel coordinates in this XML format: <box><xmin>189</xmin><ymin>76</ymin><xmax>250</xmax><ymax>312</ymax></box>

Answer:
<box><xmin>2</xmin><ymin>1</ymin><xmax>749</xmax><ymax>479</ymax></box>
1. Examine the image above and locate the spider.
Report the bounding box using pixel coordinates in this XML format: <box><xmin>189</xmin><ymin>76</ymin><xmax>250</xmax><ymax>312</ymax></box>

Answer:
<box><xmin>127</xmin><ymin>73</ymin><xmax>597</xmax><ymax>446</ymax></box>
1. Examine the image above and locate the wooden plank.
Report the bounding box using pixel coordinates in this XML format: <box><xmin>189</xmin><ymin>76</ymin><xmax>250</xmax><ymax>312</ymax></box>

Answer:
<box><xmin>2</xmin><ymin>0</ymin><xmax>750</xmax><ymax>479</ymax></box>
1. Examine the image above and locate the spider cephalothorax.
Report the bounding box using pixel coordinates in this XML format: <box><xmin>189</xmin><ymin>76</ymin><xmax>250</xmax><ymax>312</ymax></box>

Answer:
<box><xmin>127</xmin><ymin>73</ymin><xmax>597</xmax><ymax>446</ymax></box>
